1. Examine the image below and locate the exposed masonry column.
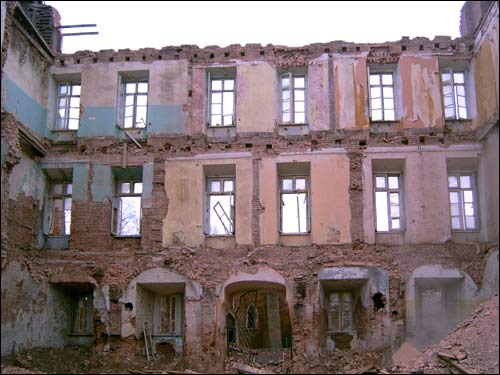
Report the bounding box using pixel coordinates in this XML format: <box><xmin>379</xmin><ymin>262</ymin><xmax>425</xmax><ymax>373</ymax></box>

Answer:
<box><xmin>251</xmin><ymin>157</ymin><xmax>261</xmax><ymax>245</ymax></box>
<box><xmin>348</xmin><ymin>151</ymin><xmax>364</xmax><ymax>245</ymax></box>
<box><xmin>1</xmin><ymin>113</ymin><xmax>22</xmax><ymax>267</ymax></box>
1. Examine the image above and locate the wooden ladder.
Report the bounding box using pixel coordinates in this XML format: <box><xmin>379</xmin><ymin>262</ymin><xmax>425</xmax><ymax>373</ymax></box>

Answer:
<box><xmin>143</xmin><ymin>320</ymin><xmax>156</xmax><ymax>361</ymax></box>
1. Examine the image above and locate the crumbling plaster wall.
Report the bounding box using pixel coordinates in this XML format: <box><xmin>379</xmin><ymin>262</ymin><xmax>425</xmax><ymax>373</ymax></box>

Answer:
<box><xmin>405</xmin><ymin>264</ymin><xmax>479</xmax><ymax>349</ymax></box>
<box><xmin>0</xmin><ymin>260</ymin><xmax>56</xmax><ymax>355</ymax></box>
<box><xmin>2</xmin><ymin>21</ymin><xmax>49</xmax><ymax>137</ymax></box>
<box><xmin>48</xmin><ymin>59</ymin><xmax>189</xmax><ymax>137</ymax></box>
<box><xmin>478</xmin><ymin>127</ymin><xmax>499</xmax><ymax>243</ymax></box>
<box><xmin>318</xmin><ymin>266</ymin><xmax>391</xmax><ymax>351</ymax></box>
<box><xmin>333</xmin><ymin>56</ymin><xmax>369</xmax><ymax>129</ymax></box>
<box><xmin>123</xmin><ymin>267</ymin><xmax>203</xmax><ymax>357</ymax></box>
<box><xmin>472</xmin><ymin>6</ymin><xmax>499</xmax><ymax>129</ymax></box>
<box><xmin>259</xmin><ymin>150</ymin><xmax>351</xmax><ymax>245</ymax></box>
<box><xmin>362</xmin><ymin>145</ymin><xmax>483</xmax><ymax>244</ymax></box>
<box><xmin>399</xmin><ymin>55</ymin><xmax>444</xmax><ymax>129</ymax></box>
<box><xmin>163</xmin><ymin>153</ymin><xmax>253</xmax><ymax>247</ymax></box>
<box><xmin>1</xmin><ymin>0</ymin><xmax>497</xmax><ymax>370</ymax></box>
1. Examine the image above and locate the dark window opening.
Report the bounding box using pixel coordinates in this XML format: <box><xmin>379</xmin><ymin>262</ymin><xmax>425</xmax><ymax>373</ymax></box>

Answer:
<box><xmin>373</xmin><ymin>292</ymin><xmax>385</xmax><ymax>310</ymax></box>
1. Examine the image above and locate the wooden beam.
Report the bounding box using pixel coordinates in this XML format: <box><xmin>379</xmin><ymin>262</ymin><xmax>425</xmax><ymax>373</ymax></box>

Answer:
<box><xmin>234</xmin><ymin>363</ymin><xmax>275</xmax><ymax>374</ymax></box>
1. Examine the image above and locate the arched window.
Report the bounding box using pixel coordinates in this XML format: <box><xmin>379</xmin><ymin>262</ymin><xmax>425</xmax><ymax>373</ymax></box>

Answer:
<box><xmin>246</xmin><ymin>303</ymin><xmax>258</xmax><ymax>329</ymax></box>
<box><xmin>226</xmin><ymin>313</ymin><xmax>236</xmax><ymax>344</ymax></box>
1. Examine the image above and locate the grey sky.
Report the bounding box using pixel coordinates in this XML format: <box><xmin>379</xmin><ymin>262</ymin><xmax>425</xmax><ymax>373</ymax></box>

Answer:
<box><xmin>45</xmin><ymin>1</ymin><xmax>466</xmax><ymax>54</ymax></box>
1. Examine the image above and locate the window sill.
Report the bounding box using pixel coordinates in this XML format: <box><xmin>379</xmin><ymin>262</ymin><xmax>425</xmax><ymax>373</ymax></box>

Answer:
<box><xmin>68</xmin><ymin>333</ymin><xmax>93</xmax><ymax>337</ymax></box>
<box><xmin>52</xmin><ymin>129</ymin><xmax>78</xmax><ymax>133</ymax></box>
<box><xmin>113</xmin><ymin>235</ymin><xmax>141</xmax><ymax>238</ymax></box>
<box><xmin>327</xmin><ymin>330</ymin><xmax>357</xmax><ymax>335</ymax></box>
<box><xmin>369</xmin><ymin>121</ymin><xmax>401</xmax><ymax>134</ymax></box>
<box><xmin>451</xmin><ymin>229</ymin><xmax>480</xmax><ymax>233</ymax></box>
<box><xmin>278</xmin><ymin>123</ymin><xmax>309</xmax><ymax>136</ymax></box>
<box><xmin>375</xmin><ymin>231</ymin><xmax>405</xmax><ymax>245</ymax></box>
<box><xmin>445</xmin><ymin>118</ymin><xmax>473</xmax><ymax>122</ymax></box>
<box><xmin>206</xmin><ymin>125</ymin><xmax>237</xmax><ymax>138</ymax></box>
<box><xmin>370</xmin><ymin>120</ymin><xmax>399</xmax><ymax>124</ymax></box>
<box><xmin>44</xmin><ymin>235</ymin><xmax>69</xmax><ymax>250</ymax></box>
<box><xmin>116</xmin><ymin>126</ymin><xmax>147</xmax><ymax>131</ymax></box>
<box><xmin>205</xmin><ymin>235</ymin><xmax>236</xmax><ymax>249</ymax></box>
<box><xmin>152</xmin><ymin>333</ymin><xmax>184</xmax><ymax>337</ymax></box>
<box><xmin>279</xmin><ymin>233</ymin><xmax>311</xmax><ymax>247</ymax></box>
<box><xmin>278</xmin><ymin>123</ymin><xmax>308</xmax><ymax>127</ymax></box>
<box><xmin>207</xmin><ymin>125</ymin><xmax>236</xmax><ymax>128</ymax></box>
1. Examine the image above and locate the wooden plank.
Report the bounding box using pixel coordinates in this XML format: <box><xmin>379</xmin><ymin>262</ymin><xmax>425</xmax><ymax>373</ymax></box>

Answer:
<box><xmin>234</xmin><ymin>363</ymin><xmax>275</xmax><ymax>374</ymax></box>
<box><xmin>437</xmin><ymin>353</ymin><xmax>476</xmax><ymax>374</ymax></box>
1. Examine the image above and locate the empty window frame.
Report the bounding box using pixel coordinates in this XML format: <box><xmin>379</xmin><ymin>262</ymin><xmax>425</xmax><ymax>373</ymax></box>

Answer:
<box><xmin>206</xmin><ymin>177</ymin><xmax>235</xmax><ymax>235</ymax></box>
<box><xmin>448</xmin><ymin>174</ymin><xmax>478</xmax><ymax>230</ymax></box>
<box><xmin>369</xmin><ymin>73</ymin><xmax>395</xmax><ymax>121</ymax></box>
<box><xmin>112</xmin><ymin>180</ymin><xmax>142</xmax><ymax>236</ymax></box>
<box><xmin>246</xmin><ymin>303</ymin><xmax>258</xmax><ymax>329</ymax></box>
<box><xmin>69</xmin><ymin>293</ymin><xmax>93</xmax><ymax>335</ymax></box>
<box><xmin>209</xmin><ymin>77</ymin><xmax>235</xmax><ymax>126</ymax></box>
<box><xmin>328</xmin><ymin>291</ymin><xmax>353</xmax><ymax>332</ymax></box>
<box><xmin>56</xmin><ymin>83</ymin><xmax>80</xmax><ymax>130</ymax></box>
<box><xmin>280</xmin><ymin>176</ymin><xmax>309</xmax><ymax>234</ymax></box>
<box><xmin>154</xmin><ymin>294</ymin><xmax>184</xmax><ymax>335</ymax></box>
<box><xmin>44</xmin><ymin>181</ymin><xmax>72</xmax><ymax>236</ymax></box>
<box><xmin>441</xmin><ymin>70</ymin><xmax>468</xmax><ymax>119</ymax></box>
<box><xmin>280</xmin><ymin>73</ymin><xmax>306</xmax><ymax>124</ymax></box>
<box><xmin>123</xmin><ymin>81</ymin><xmax>148</xmax><ymax>128</ymax></box>
<box><xmin>374</xmin><ymin>174</ymin><xmax>403</xmax><ymax>232</ymax></box>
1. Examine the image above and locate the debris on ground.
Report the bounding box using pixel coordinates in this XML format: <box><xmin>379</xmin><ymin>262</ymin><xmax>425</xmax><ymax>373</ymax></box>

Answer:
<box><xmin>389</xmin><ymin>295</ymin><xmax>499</xmax><ymax>374</ymax></box>
<box><xmin>1</xmin><ymin>296</ymin><xmax>497</xmax><ymax>374</ymax></box>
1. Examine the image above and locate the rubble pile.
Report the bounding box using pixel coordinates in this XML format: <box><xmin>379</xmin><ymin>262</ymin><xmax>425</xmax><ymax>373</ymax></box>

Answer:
<box><xmin>391</xmin><ymin>295</ymin><xmax>499</xmax><ymax>374</ymax></box>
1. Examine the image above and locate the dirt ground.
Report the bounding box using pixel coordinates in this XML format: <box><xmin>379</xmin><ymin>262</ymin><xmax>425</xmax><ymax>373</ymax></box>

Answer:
<box><xmin>2</xmin><ymin>295</ymin><xmax>498</xmax><ymax>374</ymax></box>
<box><xmin>1</xmin><ymin>345</ymin><xmax>188</xmax><ymax>374</ymax></box>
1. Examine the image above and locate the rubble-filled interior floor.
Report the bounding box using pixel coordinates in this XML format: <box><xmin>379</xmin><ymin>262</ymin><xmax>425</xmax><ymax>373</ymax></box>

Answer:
<box><xmin>1</xmin><ymin>295</ymin><xmax>498</xmax><ymax>374</ymax></box>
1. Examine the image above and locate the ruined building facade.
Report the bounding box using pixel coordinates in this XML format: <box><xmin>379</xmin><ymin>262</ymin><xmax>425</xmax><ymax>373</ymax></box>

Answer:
<box><xmin>1</xmin><ymin>1</ymin><xmax>498</xmax><ymax>372</ymax></box>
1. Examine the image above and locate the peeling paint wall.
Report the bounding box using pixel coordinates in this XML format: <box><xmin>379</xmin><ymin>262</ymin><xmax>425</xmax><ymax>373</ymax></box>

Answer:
<box><xmin>1</xmin><ymin>0</ymin><xmax>499</xmax><ymax>370</ymax></box>
<box><xmin>2</xmin><ymin>24</ymin><xmax>49</xmax><ymax>137</ymax></box>
<box><xmin>473</xmin><ymin>16</ymin><xmax>499</xmax><ymax>128</ymax></box>
<box><xmin>400</xmin><ymin>56</ymin><xmax>443</xmax><ymax>129</ymax></box>
<box><xmin>9</xmin><ymin>153</ymin><xmax>47</xmax><ymax>205</ymax></box>
<box><xmin>0</xmin><ymin>261</ymin><xmax>61</xmax><ymax>355</ymax></box>
<box><xmin>308</xmin><ymin>54</ymin><xmax>331</xmax><ymax>131</ymax></box>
